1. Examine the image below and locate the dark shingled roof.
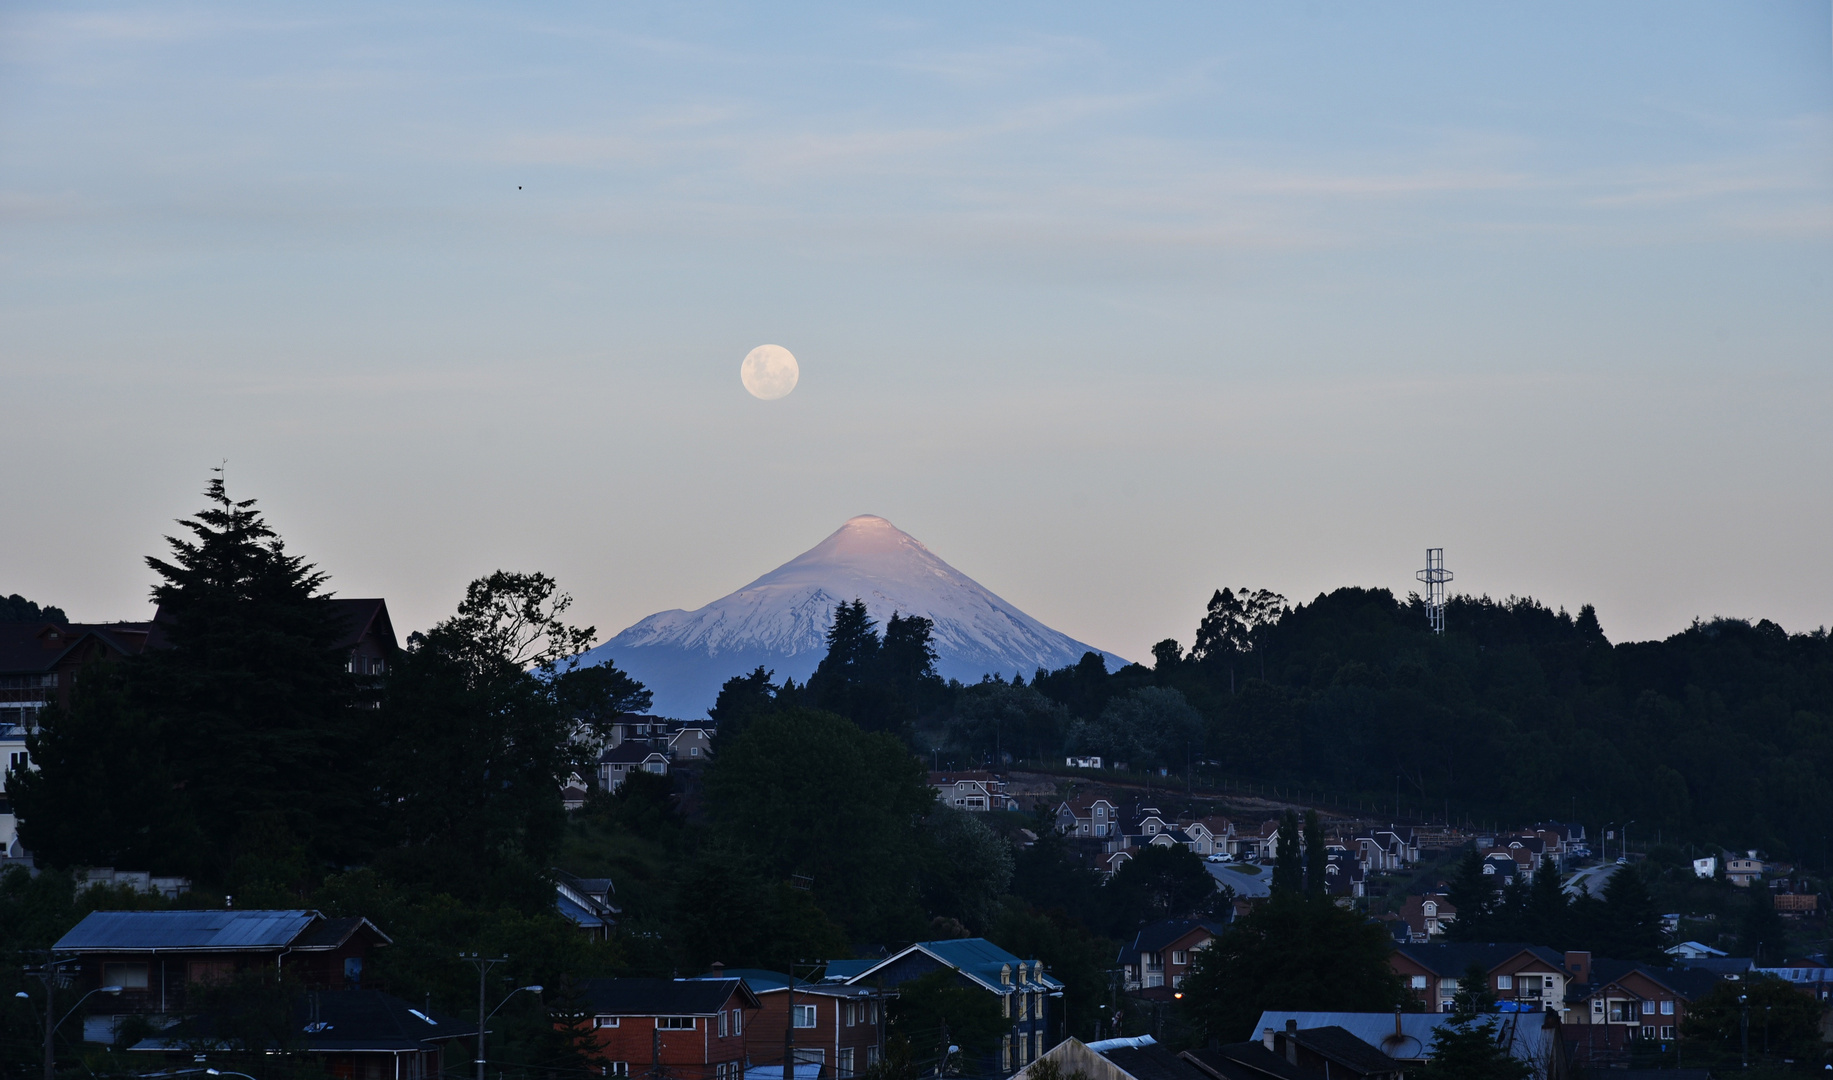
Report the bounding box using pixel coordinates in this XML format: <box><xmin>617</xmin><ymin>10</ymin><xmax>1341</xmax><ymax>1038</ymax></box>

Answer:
<box><xmin>1182</xmin><ymin>1043</ymin><xmax>1310</xmax><ymax>1080</ymax></box>
<box><xmin>56</xmin><ymin>910</ymin><xmax>319</xmax><ymax>952</ymax></box>
<box><xmin>1099</xmin><ymin>1044</ymin><xmax>1209</xmax><ymax>1080</ymax></box>
<box><xmin>1392</xmin><ymin>942</ymin><xmax>1564</xmax><ymax>977</ymax></box>
<box><xmin>292</xmin><ymin>916</ymin><xmax>392</xmax><ymax>950</ymax></box>
<box><xmin>1290</xmin><ymin>1026</ymin><xmax>1404</xmax><ymax>1076</ymax></box>
<box><xmin>583</xmin><ymin>978</ymin><xmax>758</xmax><ymax>1016</ymax></box>
<box><xmin>1120</xmin><ymin>918</ymin><xmax>1228</xmax><ymax>962</ymax></box>
<box><xmin>131</xmin><ymin>990</ymin><xmax>473</xmax><ymax>1052</ymax></box>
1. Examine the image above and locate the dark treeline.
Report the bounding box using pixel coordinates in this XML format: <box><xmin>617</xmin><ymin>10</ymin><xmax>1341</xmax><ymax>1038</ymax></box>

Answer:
<box><xmin>937</xmin><ymin>587</ymin><xmax>1833</xmax><ymax>869</ymax></box>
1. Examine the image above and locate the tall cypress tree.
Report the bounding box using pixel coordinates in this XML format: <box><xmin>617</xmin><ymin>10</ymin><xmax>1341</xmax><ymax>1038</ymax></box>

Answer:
<box><xmin>1271</xmin><ymin>809</ymin><xmax>1304</xmax><ymax>898</ymax></box>
<box><xmin>1302</xmin><ymin>810</ymin><xmax>1328</xmax><ymax>902</ymax></box>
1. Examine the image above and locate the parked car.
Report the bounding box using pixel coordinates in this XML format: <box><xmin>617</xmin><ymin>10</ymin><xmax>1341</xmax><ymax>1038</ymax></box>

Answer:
<box><xmin>1206</xmin><ymin>853</ymin><xmax>1232</xmax><ymax>863</ymax></box>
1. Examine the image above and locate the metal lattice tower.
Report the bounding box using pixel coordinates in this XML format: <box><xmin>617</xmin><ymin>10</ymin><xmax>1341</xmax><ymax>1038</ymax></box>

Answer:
<box><xmin>1416</xmin><ymin>548</ymin><xmax>1453</xmax><ymax>634</ymax></box>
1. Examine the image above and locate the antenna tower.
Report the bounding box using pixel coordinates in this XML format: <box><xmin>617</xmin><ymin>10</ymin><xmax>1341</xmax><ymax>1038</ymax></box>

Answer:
<box><xmin>1416</xmin><ymin>548</ymin><xmax>1452</xmax><ymax>634</ymax></box>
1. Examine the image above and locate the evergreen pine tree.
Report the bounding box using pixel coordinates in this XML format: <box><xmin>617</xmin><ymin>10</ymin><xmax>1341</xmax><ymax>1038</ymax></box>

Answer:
<box><xmin>1598</xmin><ymin>864</ymin><xmax>1666</xmax><ymax>961</ymax></box>
<box><xmin>1522</xmin><ymin>857</ymin><xmax>1572</xmax><ymax>948</ymax></box>
<box><xmin>1413</xmin><ymin>1017</ymin><xmax>1530</xmax><ymax>1080</ymax></box>
<box><xmin>1444</xmin><ymin>849</ymin><xmax>1497</xmax><ymax>940</ymax></box>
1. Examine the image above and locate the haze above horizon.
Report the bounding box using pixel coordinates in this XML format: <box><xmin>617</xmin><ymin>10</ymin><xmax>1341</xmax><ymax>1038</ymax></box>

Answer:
<box><xmin>3</xmin><ymin>2</ymin><xmax>1830</xmax><ymax>659</ymax></box>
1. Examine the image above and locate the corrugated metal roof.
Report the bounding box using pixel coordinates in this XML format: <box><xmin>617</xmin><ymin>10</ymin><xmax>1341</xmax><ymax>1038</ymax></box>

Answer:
<box><xmin>54</xmin><ymin>909</ymin><xmax>318</xmax><ymax>952</ymax></box>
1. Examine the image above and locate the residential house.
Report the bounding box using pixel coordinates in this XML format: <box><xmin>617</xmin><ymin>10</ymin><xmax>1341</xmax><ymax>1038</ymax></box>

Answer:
<box><xmin>1390</xmin><ymin>943</ymin><xmax>1570</xmax><ymax>1013</ymax></box>
<box><xmin>669</xmin><ymin>724</ymin><xmax>714</xmax><ymax>764</ymax></box>
<box><xmin>581</xmin><ymin>977</ymin><xmax>761</xmax><ymax>1080</ymax></box>
<box><xmin>1355</xmin><ymin>829</ymin><xmax>1419</xmax><ymax>873</ymax></box>
<box><xmin>1256</xmin><ymin>1021</ymin><xmax>1405</xmax><ymax>1080</ymax></box>
<box><xmin>1725</xmin><ymin>852</ymin><xmax>1764</xmax><ymax>887</ymax></box>
<box><xmin>1179</xmin><ymin>817</ymin><xmax>1235</xmax><ymax>857</ymax></box>
<box><xmin>690</xmin><ymin>966</ymin><xmax>887</xmax><ymax>1078</ymax></box>
<box><xmin>0</xmin><ymin>619</ymin><xmax>153</xmax><ymax>728</ymax></box>
<box><xmin>1397</xmin><ymin>894</ymin><xmax>1457</xmax><ymax>942</ymax></box>
<box><xmin>1119</xmin><ymin>919</ymin><xmax>1225</xmax><ymax>994</ymax></box>
<box><xmin>1558</xmin><ymin>953</ymin><xmax>1723</xmax><ymax>1069</ymax></box>
<box><xmin>1055</xmin><ymin>796</ymin><xmax>1121</xmax><ymax>841</ymax></box>
<box><xmin>1665</xmin><ymin>942</ymin><xmax>1727</xmax><ymax>961</ymax></box>
<box><xmin>1482</xmin><ymin>853</ymin><xmax>1521</xmax><ymax>887</ymax></box>
<box><xmin>844</xmin><ymin>938</ymin><xmax>1062</xmax><ymax>1076</ymax></box>
<box><xmin>598</xmin><ymin>743</ymin><xmax>671</xmax><ymax>792</ymax></box>
<box><xmin>1234</xmin><ymin>820</ymin><xmax>1281</xmax><ymax>863</ymax></box>
<box><xmin>1248</xmin><ymin>1010</ymin><xmax>1568</xmax><ymax>1080</ymax></box>
<box><xmin>930</xmin><ymin>772</ymin><xmax>1020</xmax><ymax>813</ymax></box>
<box><xmin>52</xmin><ymin>909</ymin><xmax>391</xmax><ymax>1038</ymax></box>
<box><xmin>554</xmin><ymin>871</ymin><xmax>619</xmax><ymax>939</ymax></box>
<box><xmin>130</xmin><ymin>989</ymin><xmax>473</xmax><ymax>1080</ymax></box>
<box><xmin>1323</xmin><ymin>848</ymin><xmax>1366</xmax><ymax>900</ymax></box>
<box><xmin>1755</xmin><ymin>959</ymin><xmax>1832</xmax><ymax>1003</ymax></box>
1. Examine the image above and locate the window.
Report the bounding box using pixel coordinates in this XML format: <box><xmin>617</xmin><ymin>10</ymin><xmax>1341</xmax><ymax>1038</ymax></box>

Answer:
<box><xmin>719</xmin><ymin>1011</ymin><xmax>728</xmax><ymax>1037</ymax></box>
<box><xmin>715</xmin><ymin>1065</ymin><xmax>726</xmax><ymax>1080</ymax></box>
<box><xmin>1497</xmin><ymin>975</ymin><xmax>1513</xmax><ymax>990</ymax></box>
<box><xmin>606</xmin><ymin>1064</ymin><xmax>628</xmax><ymax>1077</ymax></box>
<box><xmin>1411</xmin><ymin>975</ymin><xmax>1429</xmax><ymax>989</ymax></box>
<box><xmin>838</xmin><ymin>1049</ymin><xmax>855</xmax><ymax>1077</ymax></box>
<box><xmin>657</xmin><ymin>1017</ymin><xmax>695</xmax><ymax>1030</ymax></box>
<box><xmin>732</xmin><ymin>1009</ymin><xmax>743</xmax><ymax>1035</ymax></box>
<box><xmin>102</xmin><ymin>962</ymin><xmax>149</xmax><ymax>990</ymax></box>
<box><xmin>793</xmin><ymin>1005</ymin><xmax>817</xmax><ymax>1029</ymax></box>
<box><xmin>1642</xmin><ymin>1000</ymin><xmax>1657</xmax><ymax>1016</ymax></box>
<box><xmin>595</xmin><ymin>1017</ymin><xmax>619</xmax><ymax>1029</ymax></box>
<box><xmin>186</xmin><ymin>960</ymin><xmax>233</xmax><ymax>985</ymax></box>
<box><xmin>845</xmin><ymin>1003</ymin><xmax>855</xmax><ymax>1027</ymax></box>
<box><xmin>1660</xmin><ymin>1026</ymin><xmax>1676</xmax><ymax>1040</ymax></box>
<box><xmin>1641</xmin><ymin>1026</ymin><xmax>1656</xmax><ymax>1040</ymax></box>
<box><xmin>1608</xmin><ymin>1001</ymin><xmax>1636</xmax><ymax>1023</ymax></box>
<box><xmin>691</xmin><ymin>747</ymin><xmax>700</xmax><ymax>756</ymax></box>
<box><xmin>1660</xmin><ymin>1000</ymin><xmax>1674</xmax><ymax>1016</ymax></box>
<box><xmin>1172</xmin><ymin>951</ymin><xmax>1188</xmax><ymax>966</ymax></box>
<box><xmin>865</xmin><ymin>1048</ymin><xmax>880</xmax><ymax>1068</ymax></box>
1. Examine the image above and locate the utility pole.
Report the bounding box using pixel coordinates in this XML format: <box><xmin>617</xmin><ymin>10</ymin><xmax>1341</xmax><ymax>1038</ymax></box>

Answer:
<box><xmin>462</xmin><ymin>953</ymin><xmax>508</xmax><ymax>1080</ymax></box>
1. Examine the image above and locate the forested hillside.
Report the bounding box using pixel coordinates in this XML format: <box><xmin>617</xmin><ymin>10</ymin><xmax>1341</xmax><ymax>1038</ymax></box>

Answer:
<box><xmin>940</xmin><ymin>588</ymin><xmax>1833</xmax><ymax>868</ymax></box>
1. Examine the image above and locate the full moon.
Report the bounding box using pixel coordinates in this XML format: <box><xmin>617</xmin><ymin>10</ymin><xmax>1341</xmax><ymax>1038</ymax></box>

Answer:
<box><xmin>740</xmin><ymin>344</ymin><xmax>799</xmax><ymax>400</ymax></box>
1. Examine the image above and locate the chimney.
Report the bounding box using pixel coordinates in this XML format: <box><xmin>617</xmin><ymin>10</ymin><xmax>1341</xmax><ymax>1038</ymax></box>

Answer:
<box><xmin>1564</xmin><ymin>951</ymin><xmax>1590</xmax><ymax>984</ymax></box>
<box><xmin>711</xmin><ymin>962</ymin><xmax>725</xmax><ymax>976</ymax></box>
<box><xmin>1262</xmin><ymin>1028</ymin><xmax>1276</xmax><ymax>1052</ymax></box>
<box><xmin>1394</xmin><ymin>1007</ymin><xmax>1403</xmax><ymax>1038</ymax></box>
<box><xmin>1284</xmin><ymin>1020</ymin><xmax>1299</xmax><ymax>1065</ymax></box>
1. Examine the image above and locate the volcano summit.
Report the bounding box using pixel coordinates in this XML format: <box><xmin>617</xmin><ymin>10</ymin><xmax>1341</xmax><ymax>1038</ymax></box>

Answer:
<box><xmin>576</xmin><ymin>515</ymin><xmax>1122</xmax><ymax>717</ymax></box>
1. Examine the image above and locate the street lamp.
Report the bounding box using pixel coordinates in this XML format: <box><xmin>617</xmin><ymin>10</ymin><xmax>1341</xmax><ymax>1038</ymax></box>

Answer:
<box><xmin>474</xmin><ymin>977</ymin><xmax>543</xmax><ymax>1080</ymax></box>
<box><xmin>19</xmin><ymin>978</ymin><xmax>121</xmax><ymax>1080</ymax></box>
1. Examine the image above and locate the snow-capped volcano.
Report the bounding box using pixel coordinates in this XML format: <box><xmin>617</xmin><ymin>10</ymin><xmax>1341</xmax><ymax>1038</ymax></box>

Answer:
<box><xmin>577</xmin><ymin>515</ymin><xmax>1123</xmax><ymax>717</ymax></box>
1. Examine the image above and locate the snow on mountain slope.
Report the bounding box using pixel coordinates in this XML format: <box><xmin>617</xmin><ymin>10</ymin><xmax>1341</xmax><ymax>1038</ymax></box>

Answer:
<box><xmin>576</xmin><ymin>515</ymin><xmax>1124</xmax><ymax>717</ymax></box>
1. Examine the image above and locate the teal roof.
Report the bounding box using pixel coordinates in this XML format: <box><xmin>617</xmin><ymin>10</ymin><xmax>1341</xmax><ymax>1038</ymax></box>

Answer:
<box><xmin>851</xmin><ymin>937</ymin><xmax>1064</xmax><ymax>994</ymax></box>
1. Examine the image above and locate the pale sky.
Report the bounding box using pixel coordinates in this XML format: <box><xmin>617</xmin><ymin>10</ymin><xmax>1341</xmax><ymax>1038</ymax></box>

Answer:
<box><xmin>3</xmin><ymin>2</ymin><xmax>1830</xmax><ymax>663</ymax></box>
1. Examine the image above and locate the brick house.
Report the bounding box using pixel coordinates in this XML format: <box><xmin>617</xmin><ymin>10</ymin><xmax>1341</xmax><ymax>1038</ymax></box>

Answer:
<box><xmin>691</xmin><ymin>967</ymin><xmax>886</xmax><ymax>1077</ymax></box>
<box><xmin>52</xmin><ymin>909</ymin><xmax>390</xmax><ymax>1037</ymax></box>
<box><xmin>1119</xmin><ymin>919</ymin><xmax>1225</xmax><ymax>994</ymax></box>
<box><xmin>845</xmin><ymin>938</ymin><xmax>1061</xmax><ymax>1076</ymax></box>
<box><xmin>1389</xmin><ymin>943</ymin><xmax>1569</xmax><ymax>1013</ymax></box>
<box><xmin>580</xmin><ymin>977</ymin><xmax>761</xmax><ymax>1080</ymax></box>
<box><xmin>1559</xmin><ymin>954</ymin><xmax>1722</xmax><ymax>1068</ymax></box>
